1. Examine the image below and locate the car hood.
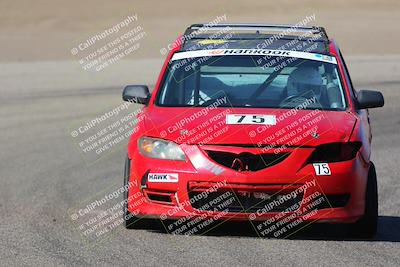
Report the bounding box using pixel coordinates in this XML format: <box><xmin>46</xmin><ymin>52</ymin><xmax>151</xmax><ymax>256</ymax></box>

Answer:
<box><xmin>142</xmin><ymin>107</ymin><xmax>357</xmax><ymax>147</ymax></box>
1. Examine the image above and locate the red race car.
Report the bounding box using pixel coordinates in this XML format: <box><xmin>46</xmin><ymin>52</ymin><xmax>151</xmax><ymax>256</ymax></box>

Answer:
<box><xmin>122</xmin><ymin>24</ymin><xmax>384</xmax><ymax>238</ymax></box>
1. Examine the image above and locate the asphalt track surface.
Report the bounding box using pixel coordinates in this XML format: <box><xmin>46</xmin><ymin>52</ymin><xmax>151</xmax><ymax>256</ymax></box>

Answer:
<box><xmin>1</xmin><ymin>56</ymin><xmax>399</xmax><ymax>266</ymax></box>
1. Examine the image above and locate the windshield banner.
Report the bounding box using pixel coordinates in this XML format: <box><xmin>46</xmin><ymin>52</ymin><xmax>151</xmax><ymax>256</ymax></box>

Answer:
<box><xmin>171</xmin><ymin>49</ymin><xmax>337</xmax><ymax>64</ymax></box>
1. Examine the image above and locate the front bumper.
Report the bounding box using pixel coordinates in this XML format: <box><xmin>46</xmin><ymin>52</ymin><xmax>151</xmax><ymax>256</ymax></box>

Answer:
<box><xmin>127</xmin><ymin>144</ymin><xmax>368</xmax><ymax>224</ymax></box>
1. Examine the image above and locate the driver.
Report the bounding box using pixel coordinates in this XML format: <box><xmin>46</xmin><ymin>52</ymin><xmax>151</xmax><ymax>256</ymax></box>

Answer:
<box><xmin>286</xmin><ymin>66</ymin><xmax>325</xmax><ymax>104</ymax></box>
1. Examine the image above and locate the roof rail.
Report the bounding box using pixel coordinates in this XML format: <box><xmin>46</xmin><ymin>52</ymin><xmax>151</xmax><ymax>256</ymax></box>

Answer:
<box><xmin>184</xmin><ymin>23</ymin><xmax>329</xmax><ymax>41</ymax></box>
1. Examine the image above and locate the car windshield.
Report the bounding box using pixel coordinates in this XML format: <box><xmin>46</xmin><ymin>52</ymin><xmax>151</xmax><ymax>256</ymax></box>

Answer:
<box><xmin>156</xmin><ymin>53</ymin><xmax>347</xmax><ymax>110</ymax></box>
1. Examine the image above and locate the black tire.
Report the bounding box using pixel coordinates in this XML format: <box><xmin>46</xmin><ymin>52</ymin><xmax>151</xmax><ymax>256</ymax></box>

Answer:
<box><xmin>123</xmin><ymin>156</ymin><xmax>136</xmax><ymax>229</ymax></box>
<box><xmin>348</xmin><ymin>162</ymin><xmax>378</xmax><ymax>238</ymax></box>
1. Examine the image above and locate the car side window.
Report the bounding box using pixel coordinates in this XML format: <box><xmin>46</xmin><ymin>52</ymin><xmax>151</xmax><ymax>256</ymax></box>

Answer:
<box><xmin>339</xmin><ymin>50</ymin><xmax>357</xmax><ymax>101</ymax></box>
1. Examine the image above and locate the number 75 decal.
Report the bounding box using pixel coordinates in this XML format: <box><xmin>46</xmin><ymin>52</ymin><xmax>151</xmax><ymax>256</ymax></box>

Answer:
<box><xmin>313</xmin><ymin>163</ymin><xmax>331</xmax><ymax>176</ymax></box>
<box><xmin>226</xmin><ymin>114</ymin><xmax>276</xmax><ymax>125</ymax></box>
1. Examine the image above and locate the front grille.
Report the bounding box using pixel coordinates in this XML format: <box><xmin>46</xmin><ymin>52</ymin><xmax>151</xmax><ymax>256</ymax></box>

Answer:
<box><xmin>189</xmin><ymin>189</ymin><xmax>303</xmax><ymax>213</ymax></box>
<box><xmin>204</xmin><ymin>150</ymin><xmax>289</xmax><ymax>171</ymax></box>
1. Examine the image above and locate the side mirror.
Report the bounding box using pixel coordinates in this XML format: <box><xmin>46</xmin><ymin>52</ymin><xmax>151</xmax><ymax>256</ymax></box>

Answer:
<box><xmin>122</xmin><ymin>85</ymin><xmax>150</xmax><ymax>104</ymax></box>
<box><xmin>357</xmin><ymin>90</ymin><xmax>384</xmax><ymax>109</ymax></box>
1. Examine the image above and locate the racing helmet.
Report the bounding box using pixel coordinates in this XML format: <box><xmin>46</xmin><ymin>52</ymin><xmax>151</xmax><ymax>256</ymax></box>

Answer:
<box><xmin>287</xmin><ymin>66</ymin><xmax>323</xmax><ymax>98</ymax></box>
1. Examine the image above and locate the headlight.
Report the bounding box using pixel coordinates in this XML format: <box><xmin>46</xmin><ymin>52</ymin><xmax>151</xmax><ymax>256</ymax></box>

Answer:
<box><xmin>138</xmin><ymin>137</ymin><xmax>186</xmax><ymax>161</ymax></box>
<box><xmin>308</xmin><ymin>142</ymin><xmax>362</xmax><ymax>163</ymax></box>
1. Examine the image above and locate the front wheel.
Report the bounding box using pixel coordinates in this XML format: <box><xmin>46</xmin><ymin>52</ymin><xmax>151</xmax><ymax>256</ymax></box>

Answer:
<box><xmin>348</xmin><ymin>162</ymin><xmax>378</xmax><ymax>238</ymax></box>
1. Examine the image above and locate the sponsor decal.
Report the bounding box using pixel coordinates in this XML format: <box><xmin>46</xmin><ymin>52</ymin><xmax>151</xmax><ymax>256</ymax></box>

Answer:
<box><xmin>148</xmin><ymin>173</ymin><xmax>179</xmax><ymax>183</ymax></box>
<box><xmin>226</xmin><ymin>114</ymin><xmax>277</xmax><ymax>125</ymax></box>
<box><xmin>310</xmin><ymin>131</ymin><xmax>320</xmax><ymax>139</ymax></box>
<box><xmin>208</xmin><ymin>49</ymin><xmax>224</xmax><ymax>55</ymax></box>
<box><xmin>198</xmin><ymin>39</ymin><xmax>228</xmax><ymax>45</ymax></box>
<box><xmin>171</xmin><ymin>49</ymin><xmax>337</xmax><ymax>64</ymax></box>
<box><xmin>313</xmin><ymin>163</ymin><xmax>331</xmax><ymax>176</ymax></box>
<box><xmin>223</xmin><ymin>49</ymin><xmax>291</xmax><ymax>56</ymax></box>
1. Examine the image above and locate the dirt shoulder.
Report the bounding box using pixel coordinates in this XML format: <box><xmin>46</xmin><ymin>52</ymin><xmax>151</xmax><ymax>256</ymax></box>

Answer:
<box><xmin>0</xmin><ymin>0</ymin><xmax>399</xmax><ymax>61</ymax></box>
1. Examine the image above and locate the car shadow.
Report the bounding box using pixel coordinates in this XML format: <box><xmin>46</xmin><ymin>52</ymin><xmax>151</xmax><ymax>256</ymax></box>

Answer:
<box><xmin>144</xmin><ymin>216</ymin><xmax>400</xmax><ymax>242</ymax></box>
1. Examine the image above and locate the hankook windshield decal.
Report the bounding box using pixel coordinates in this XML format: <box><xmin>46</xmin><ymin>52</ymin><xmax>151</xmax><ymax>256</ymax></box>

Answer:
<box><xmin>171</xmin><ymin>49</ymin><xmax>337</xmax><ymax>64</ymax></box>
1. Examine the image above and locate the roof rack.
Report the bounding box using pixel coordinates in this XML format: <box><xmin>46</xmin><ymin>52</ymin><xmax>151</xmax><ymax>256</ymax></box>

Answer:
<box><xmin>184</xmin><ymin>23</ymin><xmax>329</xmax><ymax>41</ymax></box>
